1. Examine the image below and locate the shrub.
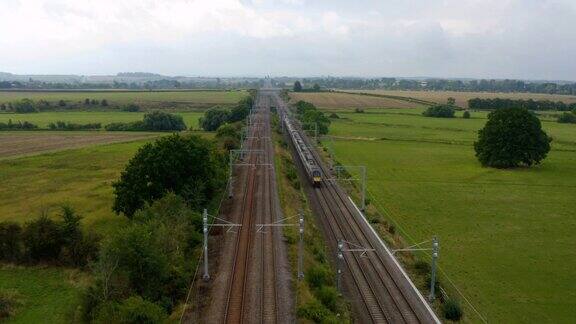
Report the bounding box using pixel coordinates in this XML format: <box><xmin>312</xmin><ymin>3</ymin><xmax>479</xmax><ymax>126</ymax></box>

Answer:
<box><xmin>306</xmin><ymin>264</ymin><xmax>333</xmax><ymax>289</ymax></box>
<box><xmin>84</xmin><ymin>98</ymin><xmax>90</xmax><ymax>105</ymax></box>
<box><xmin>474</xmin><ymin>107</ymin><xmax>551</xmax><ymax>168</ymax></box>
<box><xmin>58</xmin><ymin>206</ymin><xmax>100</xmax><ymax>267</ymax></box>
<box><xmin>329</xmin><ymin>113</ymin><xmax>339</xmax><ymax>119</ymax></box>
<box><xmin>117</xmin><ymin>296</ymin><xmax>168</xmax><ymax>323</ymax></box>
<box><xmin>422</xmin><ymin>105</ymin><xmax>455</xmax><ymax>118</ymax></box>
<box><xmin>0</xmin><ymin>222</ymin><xmax>23</xmax><ymax>262</ymax></box>
<box><xmin>199</xmin><ymin>107</ymin><xmax>230</xmax><ymax>131</ymax></box>
<box><xmin>0</xmin><ymin>290</ymin><xmax>21</xmax><ymax>320</ymax></box>
<box><xmin>101</xmin><ymin>99</ymin><xmax>109</xmax><ymax>107</ymax></box>
<box><xmin>105</xmin><ymin>121</ymin><xmax>145</xmax><ymax>131</ymax></box>
<box><xmin>48</xmin><ymin>121</ymin><xmax>101</xmax><ymax>130</ymax></box>
<box><xmin>463</xmin><ymin>111</ymin><xmax>471</xmax><ymax>119</ymax></box>
<box><xmin>354</xmin><ymin>108</ymin><xmax>364</xmax><ymax>113</ymax></box>
<box><xmin>142</xmin><ymin>111</ymin><xmax>186</xmax><ymax>131</ymax></box>
<box><xmin>121</xmin><ymin>104</ymin><xmax>141</xmax><ymax>112</ymax></box>
<box><xmin>316</xmin><ymin>286</ymin><xmax>339</xmax><ymax>311</ymax></box>
<box><xmin>22</xmin><ymin>213</ymin><xmax>63</xmax><ymax>262</ymax></box>
<box><xmin>443</xmin><ymin>299</ymin><xmax>463</xmax><ymax>321</ymax></box>
<box><xmin>58</xmin><ymin>100</ymin><xmax>66</xmax><ymax>107</ymax></box>
<box><xmin>12</xmin><ymin>99</ymin><xmax>37</xmax><ymax>113</ymax></box>
<box><xmin>557</xmin><ymin>112</ymin><xmax>576</xmax><ymax>124</ymax></box>
<box><xmin>414</xmin><ymin>260</ymin><xmax>431</xmax><ymax>275</ymax></box>
<box><xmin>0</xmin><ymin>120</ymin><xmax>38</xmax><ymax>130</ymax></box>
<box><xmin>297</xmin><ymin>300</ymin><xmax>331</xmax><ymax>323</ymax></box>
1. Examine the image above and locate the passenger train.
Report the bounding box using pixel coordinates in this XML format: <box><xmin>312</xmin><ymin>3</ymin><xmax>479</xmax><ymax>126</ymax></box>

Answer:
<box><xmin>283</xmin><ymin>117</ymin><xmax>322</xmax><ymax>187</ymax></box>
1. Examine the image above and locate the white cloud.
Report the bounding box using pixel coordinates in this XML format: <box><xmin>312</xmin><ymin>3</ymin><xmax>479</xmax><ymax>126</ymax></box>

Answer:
<box><xmin>0</xmin><ymin>0</ymin><xmax>575</xmax><ymax>80</ymax></box>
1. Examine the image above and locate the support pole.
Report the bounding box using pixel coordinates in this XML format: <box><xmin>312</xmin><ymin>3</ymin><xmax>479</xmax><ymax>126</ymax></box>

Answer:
<box><xmin>202</xmin><ymin>209</ymin><xmax>210</xmax><ymax>281</ymax></box>
<box><xmin>228</xmin><ymin>151</ymin><xmax>234</xmax><ymax>198</ymax></box>
<box><xmin>361</xmin><ymin>166</ymin><xmax>366</xmax><ymax>211</ymax></box>
<box><xmin>337</xmin><ymin>239</ymin><xmax>344</xmax><ymax>292</ymax></box>
<box><xmin>429</xmin><ymin>236</ymin><xmax>439</xmax><ymax>302</ymax></box>
<box><xmin>298</xmin><ymin>211</ymin><xmax>304</xmax><ymax>280</ymax></box>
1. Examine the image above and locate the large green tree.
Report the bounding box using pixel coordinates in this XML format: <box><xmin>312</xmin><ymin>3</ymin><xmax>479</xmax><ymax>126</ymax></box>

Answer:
<box><xmin>474</xmin><ymin>107</ymin><xmax>551</xmax><ymax>168</ymax></box>
<box><xmin>199</xmin><ymin>107</ymin><xmax>230</xmax><ymax>131</ymax></box>
<box><xmin>112</xmin><ymin>135</ymin><xmax>226</xmax><ymax>217</ymax></box>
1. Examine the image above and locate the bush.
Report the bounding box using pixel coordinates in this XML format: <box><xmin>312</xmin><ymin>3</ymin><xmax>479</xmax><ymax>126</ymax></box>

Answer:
<box><xmin>121</xmin><ymin>104</ymin><xmax>141</xmax><ymax>112</ymax></box>
<box><xmin>557</xmin><ymin>112</ymin><xmax>576</xmax><ymax>124</ymax></box>
<box><xmin>0</xmin><ymin>222</ymin><xmax>23</xmax><ymax>262</ymax></box>
<box><xmin>474</xmin><ymin>107</ymin><xmax>551</xmax><ymax>168</ymax></box>
<box><xmin>48</xmin><ymin>121</ymin><xmax>101</xmax><ymax>130</ymax></box>
<box><xmin>22</xmin><ymin>213</ymin><xmax>63</xmax><ymax>262</ymax></box>
<box><xmin>329</xmin><ymin>113</ymin><xmax>339</xmax><ymax>119</ymax></box>
<box><xmin>58</xmin><ymin>100</ymin><xmax>66</xmax><ymax>107</ymax></box>
<box><xmin>306</xmin><ymin>264</ymin><xmax>333</xmax><ymax>289</ymax></box>
<box><xmin>105</xmin><ymin>121</ymin><xmax>144</xmax><ymax>131</ymax></box>
<box><xmin>0</xmin><ymin>120</ymin><xmax>38</xmax><ymax>130</ymax></box>
<box><xmin>112</xmin><ymin>134</ymin><xmax>226</xmax><ymax>217</ymax></box>
<box><xmin>142</xmin><ymin>111</ymin><xmax>186</xmax><ymax>131</ymax></box>
<box><xmin>199</xmin><ymin>107</ymin><xmax>230</xmax><ymax>131</ymax></box>
<box><xmin>0</xmin><ymin>290</ymin><xmax>21</xmax><ymax>320</ymax></box>
<box><xmin>414</xmin><ymin>260</ymin><xmax>431</xmax><ymax>275</ymax></box>
<box><xmin>463</xmin><ymin>111</ymin><xmax>471</xmax><ymax>119</ymax></box>
<box><xmin>105</xmin><ymin>112</ymin><xmax>185</xmax><ymax>132</ymax></box>
<box><xmin>86</xmin><ymin>195</ymin><xmax>202</xmax><ymax>319</ymax></box>
<box><xmin>316</xmin><ymin>286</ymin><xmax>339</xmax><ymax>311</ymax></box>
<box><xmin>117</xmin><ymin>296</ymin><xmax>168</xmax><ymax>323</ymax></box>
<box><xmin>297</xmin><ymin>300</ymin><xmax>332</xmax><ymax>323</ymax></box>
<box><xmin>101</xmin><ymin>99</ymin><xmax>109</xmax><ymax>107</ymax></box>
<box><xmin>422</xmin><ymin>105</ymin><xmax>455</xmax><ymax>118</ymax></box>
<box><xmin>354</xmin><ymin>108</ymin><xmax>364</xmax><ymax>113</ymax></box>
<box><xmin>12</xmin><ymin>99</ymin><xmax>37</xmax><ymax>113</ymax></box>
<box><xmin>443</xmin><ymin>299</ymin><xmax>463</xmax><ymax>321</ymax></box>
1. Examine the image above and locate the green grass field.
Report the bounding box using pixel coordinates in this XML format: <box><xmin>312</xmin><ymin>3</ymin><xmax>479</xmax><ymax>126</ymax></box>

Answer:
<box><xmin>0</xmin><ymin>111</ymin><xmax>204</xmax><ymax>129</ymax></box>
<box><xmin>0</xmin><ymin>140</ymin><xmax>151</xmax><ymax>233</ymax></box>
<box><xmin>0</xmin><ymin>90</ymin><xmax>246</xmax><ymax>105</ymax></box>
<box><xmin>0</xmin><ymin>266</ymin><xmax>89</xmax><ymax>323</ymax></box>
<box><xmin>0</xmin><ymin>140</ymin><xmax>152</xmax><ymax>322</ymax></box>
<box><xmin>323</xmin><ymin>109</ymin><xmax>576</xmax><ymax>322</ymax></box>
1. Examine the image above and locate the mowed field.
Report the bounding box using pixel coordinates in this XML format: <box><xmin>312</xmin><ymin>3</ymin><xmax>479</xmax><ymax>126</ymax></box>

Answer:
<box><xmin>289</xmin><ymin>92</ymin><xmax>424</xmax><ymax>109</ymax></box>
<box><xmin>0</xmin><ymin>111</ymin><xmax>204</xmax><ymax>129</ymax></box>
<box><xmin>348</xmin><ymin>89</ymin><xmax>576</xmax><ymax>108</ymax></box>
<box><xmin>0</xmin><ymin>131</ymin><xmax>160</xmax><ymax>160</ymax></box>
<box><xmin>0</xmin><ymin>90</ymin><xmax>246</xmax><ymax>106</ymax></box>
<box><xmin>322</xmin><ymin>106</ymin><xmax>576</xmax><ymax>322</ymax></box>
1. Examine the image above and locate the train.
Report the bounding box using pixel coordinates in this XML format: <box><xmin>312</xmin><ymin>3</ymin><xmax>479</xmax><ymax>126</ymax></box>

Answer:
<box><xmin>283</xmin><ymin>116</ymin><xmax>322</xmax><ymax>187</ymax></box>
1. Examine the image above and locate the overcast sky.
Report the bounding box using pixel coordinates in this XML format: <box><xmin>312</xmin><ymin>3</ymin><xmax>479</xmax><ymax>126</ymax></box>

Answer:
<box><xmin>1</xmin><ymin>0</ymin><xmax>575</xmax><ymax>80</ymax></box>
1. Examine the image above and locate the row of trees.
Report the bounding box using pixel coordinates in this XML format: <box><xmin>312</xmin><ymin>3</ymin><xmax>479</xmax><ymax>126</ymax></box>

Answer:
<box><xmin>0</xmin><ymin>206</ymin><xmax>98</xmax><ymax>267</ymax></box>
<box><xmin>199</xmin><ymin>95</ymin><xmax>254</xmax><ymax>131</ymax></box>
<box><xmin>0</xmin><ymin>98</ymin><xmax>110</xmax><ymax>113</ymax></box>
<box><xmin>468</xmin><ymin>98</ymin><xmax>576</xmax><ymax>111</ymax></box>
<box><xmin>292</xmin><ymin>77</ymin><xmax>576</xmax><ymax>95</ymax></box>
<box><xmin>48</xmin><ymin>121</ymin><xmax>101</xmax><ymax>130</ymax></box>
<box><xmin>0</xmin><ymin>120</ymin><xmax>37</xmax><ymax>130</ymax></box>
<box><xmin>105</xmin><ymin>111</ymin><xmax>186</xmax><ymax>132</ymax></box>
<box><xmin>293</xmin><ymin>100</ymin><xmax>331</xmax><ymax>135</ymax></box>
<box><xmin>422</xmin><ymin>105</ymin><xmax>456</xmax><ymax>118</ymax></box>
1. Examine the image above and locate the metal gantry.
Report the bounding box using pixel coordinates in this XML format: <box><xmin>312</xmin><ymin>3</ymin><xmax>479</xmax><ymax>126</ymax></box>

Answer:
<box><xmin>202</xmin><ymin>209</ymin><xmax>243</xmax><ymax>281</ymax></box>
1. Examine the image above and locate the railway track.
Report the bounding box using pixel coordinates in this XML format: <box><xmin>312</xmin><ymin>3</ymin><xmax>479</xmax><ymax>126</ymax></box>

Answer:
<box><xmin>273</xmin><ymin>92</ymin><xmax>440</xmax><ymax>324</ymax></box>
<box><xmin>219</xmin><ymin>91</ymin><xmax>289</xmax><ymax>324</ymax></box>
